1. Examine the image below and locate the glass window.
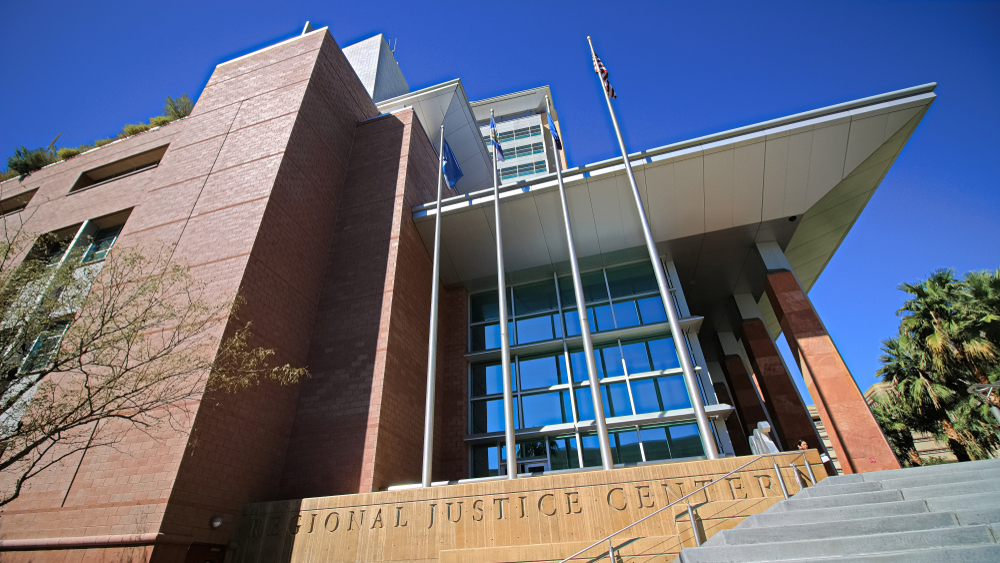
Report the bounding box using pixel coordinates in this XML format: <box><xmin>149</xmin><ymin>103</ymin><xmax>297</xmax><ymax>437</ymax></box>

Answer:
<box><xmin>532</xmin><ymin>142</ymin><xmax>544</xmax><ymax>154</ymax></box>
<box><xmin>558</xmin><ymin>271</ymin><xmax>609</xmax><ymax>307</ymax></box>
<box><xmin>580</xmin><ymin>434</ymin><xmax>603</xmax><ymax>467</ymax></box>
<box><xmin>471</xmin><ymin>321</ymin><xmax>513</xmax><ymax>351</ymax></box>
<box><xmin>657</xmin><ymin>375</ymin><xmax>692</xmax><ymax>411</ymax></box>
<box><xmin>613</xmin><ymin>429</ymin><xmax>643</xmax><ymax>464</ymax></box>
<box><xmin>472</xmin><ymin>398</ymin><xmax>519</xmax><ymax>433</ymax></box>
<box><xmin>529</xmin><ymin>125</ymin><xmax>542</xmax><ymax>136</ymax></box>
<box><xmin>592</xmin><ymin>304</ymin><xmax>615</xmax><ymax>331</ymax></box>
<box><xmin>514</xmin><ymin>128</ymin><xmax>530</xmax><ymax>139</ymax></box>
<box><xmin>631</xmin><ymin>378</ymin><xmax>662</xmax><ymax>414</ymax></box>
<box><xmin>612</xmin><ymin>301</ymin><xmax>641</xmax><ymax>328</ymax></box>
<box><xmin>21</xmin><ymin>321</ymin><xmax>69</xmax><ymax>374</ymax></box>
<box><xmin>521</xmin><ymin>391</ymin><xmax>572</xmax><ymax>427</ymax></box>
<box><xmin>569</xmin><ymin>349</ymin><xmax>597</xmax><ymax>383</ymax></box>
<box><xmin>599</xmin><ymin>344</ymin><xmax>625</xmax><ymax>378</ymax></box>
<box><xmin>563</xmin><ymin>307</ymin><xmax>599</xmax><ymax>337</ymax></box>
<box><xmin>606</xmin><ymin>262</ymin><xmax>658</xmax><ymax>299</ymax></box>
<box><xmin>515</xmin><ymin>314</ymin><xmax>561</xmax><ymax>344</ymax></box>
<box><xmin>648</xmin><ymin>338</ymin><xmax>681</xmax><ymax>370</ymax></box>
<box><xmin>574</xmin><ymin>385</ymin><xmax>609</xmax><ymax>421</ymax></box>
<box><xmin>472</xmin><ymin>362</ymin><xmax>514</xmax><ymax>396</ymax></box>
<box><xmin>669</xmin><ymin>423</ymin><xmax>704</xmax><ymax>458</ymax></box>
<box><xmin>513</xmin><ymin>281</ymin><xmax>558</xmax><ymax>315</ymax></box>
<box><xmin>637</xmin><ymin>296</ymin><xmax>667</xmax><ymax>324</ymax></box>
<box><xmin>83</xmin><ymin>225</ymin><xmax>122</xmax><ymax>263</ymax></box>
<box><xmin>640</xmin><ymin>426</ymin><xmax>671</xmax><ymax>461</ymax></box>
<box><xmin>470</xmin><ymin>291</ymin><xmax>502</xmax><ymax>323</ymax></box>
<box><xmin>621</xmin><ymin>341</ymin><xmax>652</xmax><ymax>374</ymax></box>
<box><xmin>518</xmin><ymin>355</ymin><xmax>561</xmax><ymax>389</ymax></box>
<box><xmin>472</xmin><ymin>445</ymin><xmax>499</xmax><ymax>477</ymax></box>
<box><xmin>548</xmin><ymin>437</ymin><xmax>579</xmax><ymax>471</ymax></box>
<box><xmin>604</xmin><ymin>382</ymin><xmax>632</xmax><ymax>417</ymax></box>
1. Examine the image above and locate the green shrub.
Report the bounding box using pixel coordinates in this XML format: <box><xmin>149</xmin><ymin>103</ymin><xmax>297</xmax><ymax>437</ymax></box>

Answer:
<box><xmin>1</xmin><ymin>168</ymin><xmax>19</xmax><ymax>182</ymax></box>
<box><xmin>93</xmin><ymin>138</ymin><xmax>114</xmax><ymax>148</ymax></box>
<box><xmin>149</xmin><ymin>115</ymin><xmax>174</xmax><ymax>127</ymax></box>
<box><xmin>57</xmin><ymin>147</ymin><xmax>81</xmax><ymax>160</ymax></box>
<box><xmin>119</xmin><ymin>122</ymin><xmax>152</xmax><ymax>138</ymax></box>
<box><xmin>6</xmin><ymin>146</ymin><xmax>58</xmax><ymax>176</ymax></box>
<box><xmin>163</xmin><ymin>94</ymin><xmax>193</xmax><ymax>120</ymax></box>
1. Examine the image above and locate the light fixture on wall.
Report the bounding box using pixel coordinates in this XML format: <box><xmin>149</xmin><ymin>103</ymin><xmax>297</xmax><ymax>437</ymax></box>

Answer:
<box><xmin>210</xmin><ymin>516</ymin><xmax>223</xmax><ymax>529</ymax></box>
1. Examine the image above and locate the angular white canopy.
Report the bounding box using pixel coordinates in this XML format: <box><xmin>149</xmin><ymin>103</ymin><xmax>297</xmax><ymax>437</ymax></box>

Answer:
<box><xmin>413</xmin><ymin>84</ymin><xmax>935</xmax><ymax>337</ymax></box>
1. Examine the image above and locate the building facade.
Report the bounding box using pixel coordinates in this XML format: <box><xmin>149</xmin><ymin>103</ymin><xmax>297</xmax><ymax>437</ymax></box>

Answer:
<box><xmin>0</xmin><ymin>25</ymin><xmax>933</xmax><ymax>563</ymax></box>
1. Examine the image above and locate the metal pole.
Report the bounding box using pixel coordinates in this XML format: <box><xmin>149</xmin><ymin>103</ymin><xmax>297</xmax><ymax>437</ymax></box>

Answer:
<box><xmin>546</xmin><ymin>95</ymin><xmax>614</xmax><ymax>471</ymax></box>
<box><xmin>773</xmin><ymin>460</ymin><xmax>789</xmax><ymax>499</ymax></box>
<box><xmin>608</xmin><ymin>540</ymin><xmax>615</xmax><ymax>563</ymax></box>
<box><xmin>421</xmin><ymin>126</ymin><xmax>446</xmax><ymax>488</ymax></box>
<box><xmin>686</xmin><ymin>502</ymin><xmax>702</xmax><ymax>546</ymax></box>
<box><xmin>790</xmin><ymin>461</ymin><xmax>803</xmax><ymax>491</ymax></box>
<box><xmin>587</xmin><ymin>36</ymin><xmax>718</xmax><ymax>460</ymax></box>
<box><xmin>802</xmin><ymin>453</ymin><xmax>817</xmax><ymax>485</ymax></box>
<box><xmin>492</xmin><ymin>109</ymin><xmax>518</xmax><ymax>479</ymax></box>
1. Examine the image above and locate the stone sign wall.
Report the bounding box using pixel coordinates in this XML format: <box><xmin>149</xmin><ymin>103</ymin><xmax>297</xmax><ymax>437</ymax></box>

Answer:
<box><xmin>233</xmin><ymin>452</ymin><xmax>826</xmax><ymax>563</ymax></box>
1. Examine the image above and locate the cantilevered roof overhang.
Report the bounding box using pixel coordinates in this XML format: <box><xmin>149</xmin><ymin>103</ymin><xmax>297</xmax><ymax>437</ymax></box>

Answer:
<box><xmin>412</xmin><ymin>84</ymin><xmax>936</xmax><ymax>338</ymax></box>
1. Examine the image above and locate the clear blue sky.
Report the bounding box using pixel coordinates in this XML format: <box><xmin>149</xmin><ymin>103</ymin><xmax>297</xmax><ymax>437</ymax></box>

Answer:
<box><xmin>2</xmin><ymin>1</ymin><xmax>998</xmax><ymax>404</ymax></box>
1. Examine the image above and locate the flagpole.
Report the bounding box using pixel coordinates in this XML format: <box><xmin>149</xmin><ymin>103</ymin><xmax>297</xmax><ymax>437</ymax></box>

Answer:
<box><xmin>492</xmin><ymin>109</ymin><xmax>518</xmax><ymax>479</ymax></box>
<box><xmin>545</xmin><ymin>95</ymin><xmax>614</xmax><ymax>471</ymax></box>
<box><xmin>421</xmin><ymin>125</ymin><xmax>446</xmax><ymax>488</ymax></box>
<box><xmin>587</xmin><ymin>36</ymin><xmax>719</xmax><ymax>460</ymax></box>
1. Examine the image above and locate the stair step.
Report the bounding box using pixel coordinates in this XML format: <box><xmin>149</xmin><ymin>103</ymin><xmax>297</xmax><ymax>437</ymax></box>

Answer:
<box><xmin>898</xmin><ymin>478</ymin><xmax>1000</xmax><ymax>500</ymax></box>
<box><xmin>875</xmin><ymin>467</ymin><xmax>1000</xmax><ymax>491</ymax></box>
<box><xmin>706</xmin><ymin>512</ymin><xmax>959</xmax><ymax>546</ymax></box>
<box><xmin>925</xmin><ymin>491</ymin><xmax>1000</xmax><ymax>512</ymax></box>
<box><xmin>955</xmin><ymin>507</ymin><xmax>1000</xmax><ymax>526</ymax></box>
<box><xmin>757</xmin><ymin>544</ymin><xmax>1000</xmax><ymax>563</ymax></box>
<box><xmin>741</xmin><ymin>500</ymin><xmax>929</xmax><ymax>528</ymax></box>
<box><xmin>816</xmin><ymin>458</ymin><xmax>1000</xmax><ymax>487</ymax></box>
<box><xmin>793</xmin><ymin>480</ymin><xmax>883</xmax><ymax>498</ymax></box>
<box><xmin>677</xmin><ymin>525</ymin><xmax>997</xmax><ymax>563</ymax></box>
<box><xmin>773</xmin><ymin>489</ymin><xmax>903</xmax><ymax>512</ymax></box>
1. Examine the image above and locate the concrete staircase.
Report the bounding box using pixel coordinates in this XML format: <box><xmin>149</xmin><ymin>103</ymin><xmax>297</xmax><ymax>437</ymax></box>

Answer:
<box><xmin>678</xmin><ymin>458</ymin><xmax>1000</xmax><ymax>562</ymax></box>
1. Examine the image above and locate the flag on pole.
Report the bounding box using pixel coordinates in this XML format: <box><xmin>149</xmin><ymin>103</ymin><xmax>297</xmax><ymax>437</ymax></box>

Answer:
<box><xmin>546</xmin><ymin>111</ymin><xmax>563</xmax><ymax>151</ymax></box>
<box><xmin>592</xmin><ymin>52</ymin><xmax>617</xmax><ymax>99</ymax></box>
<box><xmin>490</xmin><ymin>115</ymin><xmax>505</xmax><ymax>162</ymax></box>
<box><xmin>442</xmin><ymin>138</ymin><xmax>464</xmax><ymax>188</ymax></box>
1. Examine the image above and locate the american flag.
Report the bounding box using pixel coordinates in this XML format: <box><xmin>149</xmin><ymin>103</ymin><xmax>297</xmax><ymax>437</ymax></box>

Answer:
<box><xmin>592</xmin><ymin>52</ymin><xmax>617</xmax><ymax>99</ymax></box>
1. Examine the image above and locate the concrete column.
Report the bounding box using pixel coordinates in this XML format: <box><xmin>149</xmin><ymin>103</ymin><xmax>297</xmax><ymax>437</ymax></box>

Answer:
<box><xmin>717</xmin><ymin>332</ymin><xmax>769</xmax><ymax>439</ymax></box>
<box><xmin>764</xmin><ymin>269</ymin><xmax>900</xmax><ymax>473</ymax></box>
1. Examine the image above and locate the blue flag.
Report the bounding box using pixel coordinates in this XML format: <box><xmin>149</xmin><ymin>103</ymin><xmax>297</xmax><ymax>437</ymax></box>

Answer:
<box><xmin>489</xmin><ymin>116</ymin><xmax>505</xmax><ymax>162</ymax></box>
<box><xmin>547</xmin><ymin>112</ymin><xmax>562</xmax><ymax>151</ymax></box>
<box><xmin>442</xmin><ymin>138</ymin><xmax>463</xmax><ymax>188</ymax></box>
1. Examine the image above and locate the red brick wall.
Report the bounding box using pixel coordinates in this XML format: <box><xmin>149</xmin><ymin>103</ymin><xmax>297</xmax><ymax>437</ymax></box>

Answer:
<box><xmin>434</xmin><ymin>286</ymin><xmax>470</xmax><ymax>482</ymax></box>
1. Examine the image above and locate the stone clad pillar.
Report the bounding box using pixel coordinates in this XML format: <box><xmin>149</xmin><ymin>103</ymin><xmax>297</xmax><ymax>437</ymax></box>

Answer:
<box><xmin>712</xmin><ymin>381</ymin><xmax>752</xmax><ymax>456</ymax></box>
<box><xmin>735</xmin><ymin>295</ymin><xmax>823</xmax><ymax>454</ymax></box>
<box><xmin>717</xmin><ymin>333</ymin><xmax>769</xmax><ymax>440</ymax></box>
<box><xmin>757</xmin><ymin>243</ymin><xmax>900</xmax><ymax>473</ymax></box>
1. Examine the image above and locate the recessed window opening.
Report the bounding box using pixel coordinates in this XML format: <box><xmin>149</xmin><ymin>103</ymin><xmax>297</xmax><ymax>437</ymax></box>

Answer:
<box><xmin>70</xmin><ymin>145</ymin><xmax>168</xmax><ymax>193</ymax></box>
<box><xmin>0</xmin><ymin>189</ymin><xmax>38</xmax><ymax>216</ymax></box>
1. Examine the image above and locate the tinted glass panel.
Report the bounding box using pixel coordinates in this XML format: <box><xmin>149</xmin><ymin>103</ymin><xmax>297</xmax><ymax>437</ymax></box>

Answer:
<box><xmin>599</xmin><ymin>344</ymin><xmax>625</xmax><ymax>378</ymax></box>
<box><xmin>569</xmin><ymin>350</ymin><xmax>596</xmax><ymax>383</ymax></box>
<box><xmin>518</xmin><ymin>355</ymin><xmax>561</xmax><ymax>389</ymax></box>
<box><xmin>580</xmin><ymin>435</ymin><xmax>603</xmax><ymax>467</ymax></box>
<box><xmin>83</xmin><ymin>225</ymin><xmax>122</xmax><ymax>262</ymax></box>
<box><xmin>637</xmin><ymin>296</ymin><xmax>667</xmax><ymax>323</ymax></box>
<box><xmin>575</xmin><ymin>385</ymin><xmax>610</xmax><ymax>421</ymax></box>
<box><xmin>521</xmin><ymin>391</ymin><xmax>571</xmax><ymax>427</ymax></box>
<box><xmin>470</xmin><ymin>292</ymin><xmax>500</xmax><ymax>322</ymax></box>
<box><xmin>658</xmin><ymin>375</ymin><xmax>692</xmax><ymax>410</ymax></box>
<box><xmin>612</xmin><ymin>300</ymin><xmax>641</xmax><ymax>328</ymax></box>
<box><xmin>472</xmin><ymin>398</ymin><xmax>519</xmax><ymax>433</ymax></box>
<box><xmin>614</xmin><ymin>430</ymin><xmax>643</xmax><ymax>464</ymax></box>
<box><xmin>548</xmin><ymin>437</ymin><xmax>579</xmax><ymax>471</ymax></box>
<box><xmin>640</xmin><ymin>427</ymin><xmax>671</xmax><ymax>461</ymax></box>
<box><xmin>621</xmin><ymin>341</ymin><xmax>652</xmax><ymax>374</ymax></box>
<box><xmin>471</xmin><ymin>322</ymin><xmax>513</xmax><ymax>351</ymax></box>
<box><xmin>648</xmin><ymin>338</ymin><xmax>681</xmax><ymax>370</ymax></box>
<box><xmin>515</xmin><ymin>314</ymin><xmax>560</xmax><ymax>344</ymax></box>
<box><xmin>630</xmin><ymin>378</ymin><xmax>661</xmax><ymax>414</ymax></box>
<box><xmin>472</xmin><ymin>362</ymin><xmax>514</xmax><ymax>396</ymax></box>
<box><xmin>605</xmin><ymin>382</ymin><xmax>632</xmax><ymax>417</ymax></box>
<box><xmin>606</xmin><ymin>262</ymin><xmax>657</xmax><ymax>299</ymax></box>
<box><xmin>593</xmin><ymin>304</ymin><xmax>615</xmax><ymax>331</ymax></box>
<box><xmin>559</xmin><ymin>271</ymin><xmax>608</xmax><ymax>307</ymax></box>
<box><xmin>472</xmin><ymin>445</ymin><xmax>499</xmax><ymax>477</ymax></box>
<box><xmin>669</xmin><ymin>423</ymin><xmax>704</xmax><ymax>458</ymax></box>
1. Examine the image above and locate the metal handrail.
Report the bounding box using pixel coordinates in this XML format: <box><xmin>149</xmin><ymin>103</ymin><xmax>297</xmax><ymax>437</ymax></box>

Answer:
<box><xmin>557</xmin><ymin>451</ymin><xmax>815</xmax><ymax>563</ymax></box>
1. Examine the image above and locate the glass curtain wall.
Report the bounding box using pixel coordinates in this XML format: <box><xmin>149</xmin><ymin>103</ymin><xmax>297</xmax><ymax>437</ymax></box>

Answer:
<box><xmin>468</xmin><ymin>262</ymin><xmax>707</xmax><ymax>477</ymax></box>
